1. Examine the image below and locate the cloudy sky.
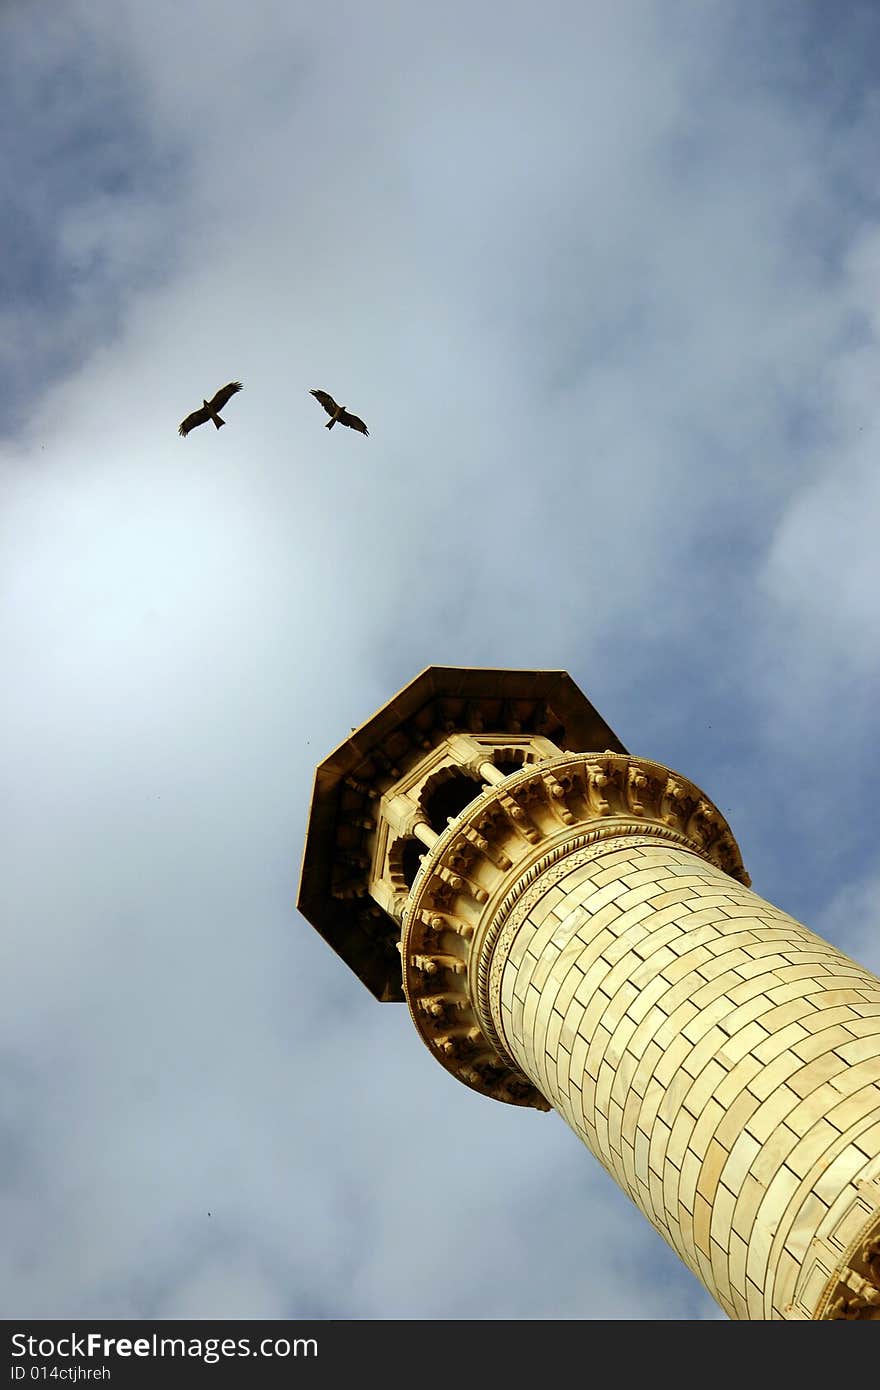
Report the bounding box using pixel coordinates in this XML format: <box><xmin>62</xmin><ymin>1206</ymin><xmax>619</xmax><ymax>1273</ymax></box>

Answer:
<box><xmin>2</xmin><ymin>0</ymin><xmax>880</xmax><ymax>1322</ymax></box>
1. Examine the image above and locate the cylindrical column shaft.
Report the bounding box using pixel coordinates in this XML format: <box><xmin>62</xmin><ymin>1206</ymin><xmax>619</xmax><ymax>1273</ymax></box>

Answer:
<box><xmin>412</xmin><ymin>821</ymin><xmax>439</xmax><ymax>848</ymax></box>
<box><xmin>485</xmin><ymin>836</ymin><xmax>880</xmax><ymax>1320</ymax></box>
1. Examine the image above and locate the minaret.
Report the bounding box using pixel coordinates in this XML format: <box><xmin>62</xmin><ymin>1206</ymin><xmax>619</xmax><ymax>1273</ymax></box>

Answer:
<box><xmin>297</xmin><ymin>667</ymin><xmax>880</xmax><ymax>1320</ymax></box>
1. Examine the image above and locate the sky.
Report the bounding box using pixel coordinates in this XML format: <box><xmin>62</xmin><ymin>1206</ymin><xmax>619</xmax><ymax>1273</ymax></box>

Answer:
<box><xmin>2</xmin><ymin>0</ymin><xmax>880</xmax><ymax>1322</ymax></box>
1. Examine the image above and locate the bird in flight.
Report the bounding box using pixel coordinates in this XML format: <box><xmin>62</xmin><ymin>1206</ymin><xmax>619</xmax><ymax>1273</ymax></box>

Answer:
<box><xmin>310</xmin><ymin>389</ymin><xmax>369</xmax><ymax>436</ymax></box>
<box><xmin>178</xmin><ymin>382</ymin><xmax>243</xmax><ymax>437</ymax></box>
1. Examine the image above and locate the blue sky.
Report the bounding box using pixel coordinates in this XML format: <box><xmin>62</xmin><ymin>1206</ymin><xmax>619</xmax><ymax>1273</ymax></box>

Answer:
<box><xmin>2</xmin><ymin>0</ymin><xmax>880</xmax><ymax>1320</ymax></box>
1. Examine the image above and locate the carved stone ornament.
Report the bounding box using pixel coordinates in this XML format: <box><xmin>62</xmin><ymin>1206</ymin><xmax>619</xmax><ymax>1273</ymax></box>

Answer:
<box><xmin>399</xmin><ymin>752</ymin><xmax>748</xmax><ymax>1109</ymax></box>
<box><xmin>813</xmin><ymin>1209</ymin><xmax>880</xmax><ymax>1320</ymax></box>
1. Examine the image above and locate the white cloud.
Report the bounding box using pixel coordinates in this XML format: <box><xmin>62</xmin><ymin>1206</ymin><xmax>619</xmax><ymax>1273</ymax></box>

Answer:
<box><xmin>3</xmin><ymin>0</ymin><xmax>880</xmax><ymax>1323</ymax></box>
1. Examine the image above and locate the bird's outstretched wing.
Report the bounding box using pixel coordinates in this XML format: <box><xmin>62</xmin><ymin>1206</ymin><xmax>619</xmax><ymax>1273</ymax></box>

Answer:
<box><xmin>310</xmin><ymin>389</ymin><xmax>338</xmax><ymax>417</ymax></box>
<box><xmin>209</xmin><ymin>381</ymin><xmax>243</xmax><ymax>412</ymax></box>
<box><xmin>340</xmin><ymin>410</ymin><xmax>369</xmax><ymax>436</ymax></box>
<box><xmin>179</xmin><ymin>406</ymin><xmax>211</xmax><ymax>437</ymax></box>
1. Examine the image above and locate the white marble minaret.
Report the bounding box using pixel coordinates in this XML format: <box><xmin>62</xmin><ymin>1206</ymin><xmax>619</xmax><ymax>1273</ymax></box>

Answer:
<box><xmin>299</xmin><ymin>668</ymin><xmax>880</xmax><ymax>1319</ymax></box>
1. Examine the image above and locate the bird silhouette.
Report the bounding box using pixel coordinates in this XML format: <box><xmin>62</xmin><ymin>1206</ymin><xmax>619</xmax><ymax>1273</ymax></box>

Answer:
<box><xmin>179</xmin><ymin>382</ymin><xmax>243</xmax><ymax>437</ymax></box>
<box><xmin>310</xmin><ymin>389</ymin><xmax>369</xmax><ymax>436</ymax></box>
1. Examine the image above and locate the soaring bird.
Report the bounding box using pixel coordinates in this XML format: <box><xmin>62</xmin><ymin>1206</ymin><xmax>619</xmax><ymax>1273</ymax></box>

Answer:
<box><xmin>309</xmin><ymin>389</ymin><xmax>369</xmax><ymax>436</ymax></box>
<box><xmin>178</xmin><ymin>382</ymin><xmax>243</xmax><ymax>437</ymax></box>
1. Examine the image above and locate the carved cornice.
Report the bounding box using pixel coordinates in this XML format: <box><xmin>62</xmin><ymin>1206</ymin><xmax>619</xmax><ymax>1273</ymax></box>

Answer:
<box><xmin>400</xmin><ymin>752</ymin><xmax>748</xmax><ymax>1109</ymax></box>
<box><xmin>815</xmin><ymin>1208</ymin><xmax>880</xmax><ymax>1319</ymax></box>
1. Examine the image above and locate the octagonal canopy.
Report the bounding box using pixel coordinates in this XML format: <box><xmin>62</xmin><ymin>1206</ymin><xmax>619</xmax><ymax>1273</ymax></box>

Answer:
<box><xmin>297</xmin><ymin>666</ymin><xmax>627</xmax><ymax>1000</ymax></box>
